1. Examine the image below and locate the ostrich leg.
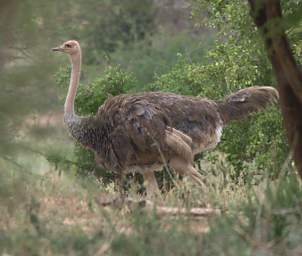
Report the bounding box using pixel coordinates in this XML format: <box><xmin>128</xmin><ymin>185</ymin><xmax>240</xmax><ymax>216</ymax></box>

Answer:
<box><xmin>169</xmin><ymin>157</ymin><xmax>205</xmax><ymax>188</ymax></box>
<box><xmin>116</xmin><ymin>173</ymin><xmax>128</xmax><ymax>202</ymax></box>
<box><xmin>143</xmin><ymin>172</ymin><xmax>162</xmax><ymax>200</ymax></box>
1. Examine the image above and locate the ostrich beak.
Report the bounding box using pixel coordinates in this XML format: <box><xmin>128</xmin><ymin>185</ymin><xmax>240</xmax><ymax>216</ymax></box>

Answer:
<box><xmin>52</xmin><ymin>46</ymin><xmax>63</xmax><ymax>52</ymax></box>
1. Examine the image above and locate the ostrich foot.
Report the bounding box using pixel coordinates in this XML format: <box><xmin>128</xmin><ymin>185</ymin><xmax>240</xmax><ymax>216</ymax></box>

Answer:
<box><xmin>143</xmin><ymin>171</ymin><xmax>163</xmax><ymax>204</ymax></box>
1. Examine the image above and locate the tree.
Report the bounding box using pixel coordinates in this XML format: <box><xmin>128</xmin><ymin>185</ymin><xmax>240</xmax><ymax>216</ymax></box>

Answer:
<box><xmin>248</xmin><ymin>0</ymin><xmax>302</xmax><ymax>178</ymax></box>
<box><xmin>0</xmin><ymin>1</ymin><xmax>55</xmax><ymax>162</ymax></box>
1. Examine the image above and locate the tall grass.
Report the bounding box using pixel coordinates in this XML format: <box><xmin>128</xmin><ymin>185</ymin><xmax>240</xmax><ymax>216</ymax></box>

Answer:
<box><xmin>1</xmin><ymin>151</ymin><xmax>301</xmax><ymax>255</ymax></box>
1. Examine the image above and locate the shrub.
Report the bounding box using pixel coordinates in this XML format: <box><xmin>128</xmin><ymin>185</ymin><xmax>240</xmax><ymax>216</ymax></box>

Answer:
<box><xmin>109</xmin><ymin>31</ymin><xmax>213</xmax><ymax>86</ymax></box>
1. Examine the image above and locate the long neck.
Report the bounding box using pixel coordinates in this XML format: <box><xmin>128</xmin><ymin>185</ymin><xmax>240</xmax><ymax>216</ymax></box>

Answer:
<box><xmin>64</xmin><ymin>51</ymin><xmax>81</xmax><ymax>117</ymax></box>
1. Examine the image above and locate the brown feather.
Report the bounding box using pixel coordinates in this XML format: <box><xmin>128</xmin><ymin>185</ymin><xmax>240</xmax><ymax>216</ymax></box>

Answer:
<box><xmin>217</xmin><ymin>86</ymin><xmax>279</xmax><ymax>124</ymax></box>
<box><xmin>66</xmin><ymin>88</ymin><xmax>278</xmax><ymax>175</ymax></box>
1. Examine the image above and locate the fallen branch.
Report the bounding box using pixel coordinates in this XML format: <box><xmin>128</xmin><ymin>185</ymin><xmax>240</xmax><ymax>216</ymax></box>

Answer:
<box><xmin>149</xmin><ymin>206</ymin><xmax>221</xmax><ymax>217</ymax></box>
<box><xmin>95</xmin><ymin>195</ymin><xmax>221</xmax><ymax>217</ymax></box>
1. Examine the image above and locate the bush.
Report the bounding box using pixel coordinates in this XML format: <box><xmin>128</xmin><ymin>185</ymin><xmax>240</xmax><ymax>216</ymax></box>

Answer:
<box><xmin>109</xmin><ymin>31</ymin><xmax>213</xmax><ymax>86</ymax></box>
<box><xmin>77</xmin><ymin>0</ymin><xmax>158</xmax><ymax>64</ymax></box>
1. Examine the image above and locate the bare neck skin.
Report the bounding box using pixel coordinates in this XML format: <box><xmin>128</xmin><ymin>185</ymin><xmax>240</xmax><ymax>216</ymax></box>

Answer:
<box><xmin>64</xmin><ymin>49</ymin><xmax>82</xmax><ymax>118</ymax></box>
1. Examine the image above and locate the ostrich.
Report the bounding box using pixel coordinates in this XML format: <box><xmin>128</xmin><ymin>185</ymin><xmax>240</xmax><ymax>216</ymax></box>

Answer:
<box><xmin>52</xmin><ymin>40</ymin><xmax>278</xmax><ymax>198</ymax></box>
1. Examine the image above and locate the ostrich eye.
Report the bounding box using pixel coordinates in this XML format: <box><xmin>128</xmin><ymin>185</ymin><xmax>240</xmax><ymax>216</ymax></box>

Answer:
<box><xmin>65</xmin><ymin>44</ymin><xmax>72</xmax><ymax>48</ymax></box>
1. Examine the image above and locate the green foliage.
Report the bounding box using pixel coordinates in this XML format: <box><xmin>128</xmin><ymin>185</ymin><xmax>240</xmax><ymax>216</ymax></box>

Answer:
<box><xmin>220</xmin><ymin>108</ymin><xmax>287</xmax><ymax>178</ymax></box>
<box><xmin>0</xmin><ymin>0</ymin><xmax>62</xmax><ymax>160</ymax></box>
<box><xmin>109</xmin><ymin>31</ymin><xmax>213</xmax><ymax>86</ymax></box>
<box><xmin>75</xmin><ymin>66</ymin><xmax>137</xmax><ymax>115</ymax></box>
<box><xmin>93</xmin><ymin>0</ymin><xmax>156</xmax><ymax>52</ymax></box>
<box><xmin>69</xmin><ymin>0</ymin><xmax>157</xmax><ymax>64</ymax></box>
<box><xmin>151</xmin><ymin>62</ymin><xmax>209</xmax><ymax>96</ymax></box>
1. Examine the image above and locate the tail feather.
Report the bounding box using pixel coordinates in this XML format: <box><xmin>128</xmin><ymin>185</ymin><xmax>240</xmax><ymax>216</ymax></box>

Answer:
<box><xmin>217</xmin><ymin>86</ymin><xmax>279</xmax><ymax>124</ymax></box>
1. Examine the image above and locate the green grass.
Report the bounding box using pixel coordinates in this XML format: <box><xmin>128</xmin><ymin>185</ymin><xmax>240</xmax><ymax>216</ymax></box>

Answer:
<box><xmin>1</xmin><ymin>150</ymin><xmax>301</xmax><ymax>256</ymax></box>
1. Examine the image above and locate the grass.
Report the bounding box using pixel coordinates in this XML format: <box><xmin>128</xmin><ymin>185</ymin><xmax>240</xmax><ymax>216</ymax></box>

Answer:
<box><xmin>1</xmin><ymin>149</ymin><xmax>302</xmax><ymax>255</ymax></box>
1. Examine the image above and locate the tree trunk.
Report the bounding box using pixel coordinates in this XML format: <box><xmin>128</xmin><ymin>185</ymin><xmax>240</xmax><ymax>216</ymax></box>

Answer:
<box><xmin>248</xmin><ymin>0</ymin><xmax>302</xmax><ymax>178</ymax></box>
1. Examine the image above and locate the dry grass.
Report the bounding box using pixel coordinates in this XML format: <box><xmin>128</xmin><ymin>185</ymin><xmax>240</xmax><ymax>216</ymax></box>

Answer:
<box><xmin>1</xmin><ymin>151</ymin><xmax>302</xmax><ymax>255</ymax></box>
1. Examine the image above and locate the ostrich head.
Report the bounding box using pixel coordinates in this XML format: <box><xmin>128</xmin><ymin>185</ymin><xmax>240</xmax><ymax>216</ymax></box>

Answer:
<box><xmin>52</xmin><ymin>40</ymin><xmax>80</xmax><ymax>56</ymax></box>
<box><xmin>52</xmin><ymin>40</ymin><xmax>82</xmax><ymax>117</ymax></box>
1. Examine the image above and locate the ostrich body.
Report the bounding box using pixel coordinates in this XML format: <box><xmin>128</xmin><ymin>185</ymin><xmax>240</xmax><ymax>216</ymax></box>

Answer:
<box><xmin>53</xmin><ymin>40</ymin><xmax>278</xmax><ymax>198</ymax></box>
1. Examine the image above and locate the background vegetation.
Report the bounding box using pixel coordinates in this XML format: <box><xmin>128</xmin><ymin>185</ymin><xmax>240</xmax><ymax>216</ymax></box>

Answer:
<box><xmin>1</xmin><ymin>0</ymin><xmax>302</xmax><ymax>255</ymax></box>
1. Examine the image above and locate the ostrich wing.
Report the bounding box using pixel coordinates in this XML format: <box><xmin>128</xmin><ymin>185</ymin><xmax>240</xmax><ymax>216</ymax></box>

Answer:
<box><xmin>95</xmin><ymin>94</ymin><xmax>195</xmax><ymax>171</ymax></box>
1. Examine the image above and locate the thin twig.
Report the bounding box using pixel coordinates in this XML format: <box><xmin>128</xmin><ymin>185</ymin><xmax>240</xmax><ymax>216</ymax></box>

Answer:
<box><xmin>1</xmin><ymin>155</ymin><xmax>45</xmax><ymax>179</ymax></box>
